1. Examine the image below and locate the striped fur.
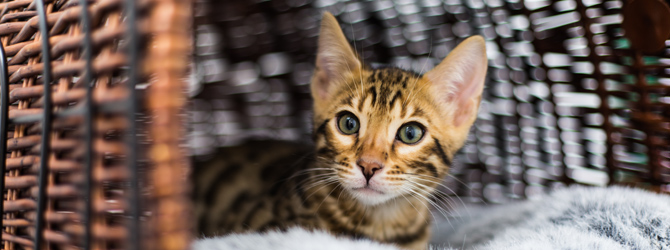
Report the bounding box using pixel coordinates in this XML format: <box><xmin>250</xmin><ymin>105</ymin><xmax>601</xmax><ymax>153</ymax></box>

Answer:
<box><xmin>193</xmin><ymin>12</ymin><xmax>487</xmax><ymax>250</ymax></box>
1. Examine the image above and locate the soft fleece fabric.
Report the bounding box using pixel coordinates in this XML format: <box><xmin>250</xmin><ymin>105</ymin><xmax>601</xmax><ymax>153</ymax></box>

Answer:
<box><xmin>193</xmin><ymin>186</ymin><xmax>670</xmax><ymax>250</ymax></box>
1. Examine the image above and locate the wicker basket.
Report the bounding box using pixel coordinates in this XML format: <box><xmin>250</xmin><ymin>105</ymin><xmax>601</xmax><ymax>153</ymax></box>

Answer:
<box><xmin>191</xmin><ymin>0</ymin><xmax>670</xmax><ymax>205</ymax></box>
<box><xmin>0</xmin><ymin>0</ymin><xmax>192</xmax><ymax>249</ymax></box>
<box><xmin>0</xmin><ymin>0</ymin><xmax>668</xmax><ymax>249</ymax></box>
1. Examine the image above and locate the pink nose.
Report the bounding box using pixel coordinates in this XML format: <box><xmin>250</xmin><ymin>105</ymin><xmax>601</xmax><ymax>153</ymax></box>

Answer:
<box><xmin>357</xmin><ymin>159</ymin><xmax>383</xmax><ymax>183</ymax></box>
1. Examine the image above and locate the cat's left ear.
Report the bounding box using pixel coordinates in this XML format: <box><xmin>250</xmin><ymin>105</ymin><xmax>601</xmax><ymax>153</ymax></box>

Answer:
<box><xmin>312</xmin><ymin>12</ymin><xmax>362</xmax><ymax>101</ymax></box>
<box><xmin>425</xmin><ymin>36</ymin><xmax>488</xmax><ymax>127</ymax></box>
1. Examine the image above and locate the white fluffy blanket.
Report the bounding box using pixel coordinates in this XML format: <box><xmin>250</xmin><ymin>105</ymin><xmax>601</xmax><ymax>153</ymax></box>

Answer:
<box><xmin>192</xmin><ymin>186</ymin><xmax>670</xmax><ymax>250</ymax></box>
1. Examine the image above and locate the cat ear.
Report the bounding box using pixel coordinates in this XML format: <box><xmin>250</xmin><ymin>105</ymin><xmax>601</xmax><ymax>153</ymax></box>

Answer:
<box><xmin>424</xmin><ymin>36</ymin><xmax>488</xmax><ymax>127</ymax></box>
<box><xmin>312</xmin><ymin>12</ymin><xmax>362</xmax><ymax>100</ymax></box>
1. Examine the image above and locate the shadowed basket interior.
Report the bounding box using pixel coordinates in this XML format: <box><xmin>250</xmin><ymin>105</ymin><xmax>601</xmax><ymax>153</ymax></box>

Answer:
<box><xmin>191</xmin><ymin>0</ymin><xmax>670</xmax><ymax>204</ymax></box>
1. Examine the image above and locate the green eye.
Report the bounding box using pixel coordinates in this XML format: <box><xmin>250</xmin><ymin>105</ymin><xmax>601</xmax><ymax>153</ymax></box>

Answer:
<box><xmin>397</xmin><ymin>123</ymin><xmax>424</xmax><ymax>144</ymax></box>
<box><xmin>337</xmin><ymin>112</ymin><xmax>360</xmax><ymax>135</ymax></box>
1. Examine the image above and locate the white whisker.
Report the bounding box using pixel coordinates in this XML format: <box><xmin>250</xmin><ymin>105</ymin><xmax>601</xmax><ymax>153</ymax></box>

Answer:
<box><xmin>403</xmin><ymin>38</ymin><xmax>433</xmax><ymax>107</ymax></box>
<box><xmin>403</xmin><ymin>187</ymin><xmax>439</xmax><ymax>225</ymax></box>
<box><xmin>350</xmin><ymin>21</ymin><xmax>365</xmax><ymax>100</ymax></box>
<box><xmin>404</xmin><ymin>183</ymin><xmax>457</xmax><ymax>230</ymax></box>
<box><xmin>399</xmin><ymin>191</ymin><xmax>428</xmax><ymax>226</ymax></box>
<box><xmin>303</xmin><ymin>180</ymin><xmax>340</xmax><ymax>202</ymax></box>
<box><xmin>406</xmin><ymin>179</ymin><xmax>466</xmax><ymax>223</ymax></box>
<box><xmin>314</xmin><ymin>183</ymin><xmax>342</xmax><ymax>213</ymax></box>
<box><xmin>406</xmin><ymin>173</ymin><xmax>474</xmax><ymax>216</ymax></box>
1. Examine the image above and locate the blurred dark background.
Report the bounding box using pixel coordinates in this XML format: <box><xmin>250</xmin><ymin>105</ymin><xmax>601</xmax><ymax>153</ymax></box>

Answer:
<box><xmin>189</xmin><ymin>0</ymin><xmax>670</xmax><ymax>203</ymax></box>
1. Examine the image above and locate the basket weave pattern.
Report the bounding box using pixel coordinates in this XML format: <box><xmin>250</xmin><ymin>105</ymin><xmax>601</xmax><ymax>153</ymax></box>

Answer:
<box><xmin>0</xmin><ymin>0</ymin><xmax>192</xmax><ymax>249</ymax></box>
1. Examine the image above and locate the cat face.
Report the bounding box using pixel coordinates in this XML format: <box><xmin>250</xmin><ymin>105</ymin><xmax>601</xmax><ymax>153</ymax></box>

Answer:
<box><xmin>310</xmin><ymin>12</ymin><xmax>487</xmax><ymax>206</ymax></box>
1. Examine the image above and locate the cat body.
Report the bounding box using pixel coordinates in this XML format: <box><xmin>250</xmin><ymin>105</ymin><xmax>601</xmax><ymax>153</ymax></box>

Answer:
<box><xmin>193</xmin><ymin>12</ymin><xmax>488</xmax><ymax>250</ymax></box>
<box><xmin>194</xmin><ymin>140</ymin><xmax>431</xmax><ymax>249</ymax></box>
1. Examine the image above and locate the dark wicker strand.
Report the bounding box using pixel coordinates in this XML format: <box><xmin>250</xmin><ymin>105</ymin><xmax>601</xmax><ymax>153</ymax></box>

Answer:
<box><xmin>78</xmin><ymin>0</ymin><xmax>95</xmax><ymax>248</ymax></box>
<box><xmin>124</xmin><ymin>0</ymin><xmax>141</xmax><ymax>249</ymax></box>
<box><xmin>34</xmin><ymin>0</ymin><xmax>54</xmax><ymax>249</ymax></box>
<box><xmin>0</xmin><ymin>40</ymin><xmax>9</xmax><ymax>243</ymax></box>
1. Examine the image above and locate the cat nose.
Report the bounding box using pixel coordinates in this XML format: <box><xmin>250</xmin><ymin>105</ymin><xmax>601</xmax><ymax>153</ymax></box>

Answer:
<box><xmin>357</xmin><ymin>159</ymin><xmax>383</xmax><ymax>184</ymax></box>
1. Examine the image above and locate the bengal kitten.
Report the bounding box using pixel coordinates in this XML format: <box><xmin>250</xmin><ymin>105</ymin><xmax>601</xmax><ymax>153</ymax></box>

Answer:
<box><xmin>193</xmin><ymin>12</ymin><xmax>488</xmax><ymax>250</ymax></box>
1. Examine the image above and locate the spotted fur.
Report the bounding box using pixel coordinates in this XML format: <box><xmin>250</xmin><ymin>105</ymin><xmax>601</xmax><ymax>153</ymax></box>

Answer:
<box><xmin>193</xmin><ymin>12</ymin><xmax>488</xmax><ymax>250</ymax></box>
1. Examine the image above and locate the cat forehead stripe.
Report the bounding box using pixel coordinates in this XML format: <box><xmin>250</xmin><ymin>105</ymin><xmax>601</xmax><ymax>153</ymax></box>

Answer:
<box><xmin>350</xmin><ymin>68</ymin><xmax>421</xmax><ymax>111</ymax></box>
<box><xmin>367</xmin><ymin>68</ymin><xmax>419</xmax><ymax>90</ymax></box>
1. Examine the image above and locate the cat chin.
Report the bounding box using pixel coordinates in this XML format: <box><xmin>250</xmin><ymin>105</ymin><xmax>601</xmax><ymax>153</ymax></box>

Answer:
<box><xmin>349</xmin><ymin>188</ymin><xmax>397</xmax><ymax>206</ymax></box>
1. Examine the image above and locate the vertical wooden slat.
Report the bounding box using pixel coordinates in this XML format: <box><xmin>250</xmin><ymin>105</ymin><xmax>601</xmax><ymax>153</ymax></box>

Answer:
<box><xmin>145</xmin><ymin>0</ymin><xmax>193</xmax><ymax>249</ymax></box>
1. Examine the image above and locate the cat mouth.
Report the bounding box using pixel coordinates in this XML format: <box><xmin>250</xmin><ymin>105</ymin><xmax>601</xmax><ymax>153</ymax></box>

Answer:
<box><xmin>352</xmin><ymin>186</ymin><xmax>384</xmax><ymax>195</ymax></box>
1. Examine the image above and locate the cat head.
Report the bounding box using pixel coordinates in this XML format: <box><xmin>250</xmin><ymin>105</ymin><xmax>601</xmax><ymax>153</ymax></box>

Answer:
<box><xmin>310</xmin><ymin>12</ymin><xmax>487</xmax><ymax>206</ymax></box>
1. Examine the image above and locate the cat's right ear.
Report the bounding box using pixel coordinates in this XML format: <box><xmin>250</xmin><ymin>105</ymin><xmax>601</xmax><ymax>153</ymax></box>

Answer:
<box><xmin>312</xmin><ymin>12</ymin><xmax>361</xmax><ymax>101</ymax></box>
<box><xmin>424</xmin><ymin>36</ymin><xmax>488</xmax><ymax>128</ymax></box>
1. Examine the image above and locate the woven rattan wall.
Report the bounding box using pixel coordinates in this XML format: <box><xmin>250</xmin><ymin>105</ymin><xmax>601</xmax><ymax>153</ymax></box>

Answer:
<box><xmin>0</xmin><ymin>0</ymin><xmax>192</xmax><ymax>249</ymax></box>
<box><xmin>192</xmin><ymin>0</ymin><xmax>670</xmax><ymax>204</ymax></box>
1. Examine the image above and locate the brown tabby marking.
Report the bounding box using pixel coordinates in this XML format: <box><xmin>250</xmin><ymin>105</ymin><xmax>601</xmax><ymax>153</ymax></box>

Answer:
<box><xmin>193</xmin><ymin>12</ymin><xmax>488</xmax><ymax>250</ymax></box>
